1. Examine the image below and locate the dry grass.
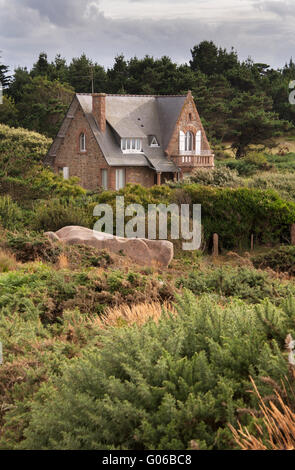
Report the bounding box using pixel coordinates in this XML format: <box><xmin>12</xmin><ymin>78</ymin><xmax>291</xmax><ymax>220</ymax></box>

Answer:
<box><xmin>230</xmin><ymin>377</ymin><xmax>295</xmax><ymax>450</ymax></box>
<box><xmin>95</xmin><ymin>301</ymin><xmax>176</xmax><ymax>328</ymax></box>
<box><xmin>56</xmin><ymin>253</ymin><xmax>69</xmax><ymax>269</ymax></box>
<box><xmin>0</xmin><ymin>249</ymin><xmax>17</xmax><ymax>273</ymax></box>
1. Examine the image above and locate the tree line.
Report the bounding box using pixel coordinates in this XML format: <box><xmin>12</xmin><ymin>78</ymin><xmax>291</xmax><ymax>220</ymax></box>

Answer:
<box><xmin>0</xmin><ymin>41</ymin><xmax>295</xmax><ymax>156</ymax></box>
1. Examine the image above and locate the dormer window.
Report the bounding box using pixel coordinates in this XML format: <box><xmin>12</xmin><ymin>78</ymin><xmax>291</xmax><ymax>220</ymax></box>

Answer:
<box><xmin>149</xmin><ymin>136</ymin><xmax>159</xmax><ymax>147</ymax></box>
<box><xmin>80</xmin><ymin>132</ymin><xmax>86</xmax><ymax>152</ymax></box>
<box><xmin>121</xmin><ymin>138</ymin><xmax>143</xmax><ymax>153</ymax></box>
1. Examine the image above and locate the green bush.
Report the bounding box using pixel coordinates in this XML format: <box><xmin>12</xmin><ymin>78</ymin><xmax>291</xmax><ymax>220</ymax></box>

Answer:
<box><xmin>248</xmin><ymin>172</ymin><xmax>295</xmax><ymax>202</ymax></box>
<box><xmin>0</xmin><ymin>263</ymin><xmax>172</xmax><ymax>323</ymax></box>
<box><xmin>0</xmin><ymin>195</ymin><xmax>24</xmax><ymax>230</ymax></box>
<box><xmin>16</xmin><ymin>291</ymin><xmax>295</xmax><ymax>450</ymax></box>
<box><xmin>6</xmin><ymin>232</ymin><xmax>62</xmax><ymax>263</ymax></box>
<box><xmin>189</xmin><ymin>166</ymin><xmax>240</xmax><ymax>187</ymax></box>
<box><xmin>252</xmin><ymin>245</ymin><xmax>295</xmax><ymax>275</ymax></box>
<box><xmin>176</xmin><ymin>266</ymin><xmax>295</xmax><ymax>304</ymax></box>
<box><xmin>93</xmin><ymin>183</ymin><xmax>295</xmax><ymax>251</ymax></box>
<box><xmin>266</xmin><ymin>152</ymin><xmax>295</xmax><ymax>172</ymax></box>
<box><xmin>185</xmin><ymin>185</ymin><xmax>295</xmax><ymax>249</ymax></box>
<box><xmin>31</xmin><ymin>198</ymin><xmax>93</xmax><ymax>232</ymax></box>
<box><xmin>219</xmin><ymin>152</ymin><xmax>273</xmax><ymax>176</ymax></box>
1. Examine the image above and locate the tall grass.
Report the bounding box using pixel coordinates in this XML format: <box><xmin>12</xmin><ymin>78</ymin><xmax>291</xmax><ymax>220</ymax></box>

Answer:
<box><xmin>96</xmin><ymin>301</ymin><xmax>176</xmax><ymax>328</ymax></box>
<box><xmin>230</xmin><ymin>377</ymin><xmax>295</xmax><ymax>450</ymax></box>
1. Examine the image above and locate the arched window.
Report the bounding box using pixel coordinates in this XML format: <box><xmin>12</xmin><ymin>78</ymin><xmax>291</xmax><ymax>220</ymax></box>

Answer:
<box><xmin>80</xmin><ymin>132</ymin><xmax>86</xmax><ymax>152</ymax></box>
<box><xmin>185</xmin><ymin>131</ymin><xmax>194</xmax><ymax>152</ymax></box>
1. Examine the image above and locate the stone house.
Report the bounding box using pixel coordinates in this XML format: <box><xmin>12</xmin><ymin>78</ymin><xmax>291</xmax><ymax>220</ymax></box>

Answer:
<box><xmin>44</xmin><ymin>91</ymin><xmax>214</xmax><ymax>191</ymax></box>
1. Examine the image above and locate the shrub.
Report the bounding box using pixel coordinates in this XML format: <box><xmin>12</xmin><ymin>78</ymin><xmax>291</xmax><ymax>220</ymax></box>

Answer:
<box><xmin>0</xmin><ymin>263</ymin><xmax>173</xmax><ymax>323</ymax></box>
<box><xmin>31</xmin><ymin>198</ymin><xmax>93</xmax><ymax>232</ymax></box>
<box><xmin>220</xmin><ymin>152</ymin><xmax>273</xmax><ymax>176</ymax></box>
<box><xmin>252</xmin><ymin>246</ymin><xmax>295</xmax><ymax>276</ymax></box>
<box><xmin>189</xmin><ymin>166</ymin><xmax>240</xmax><ymax>187</ymax></box>
<box><xmin>248</xmin><ymin>172</ymin><xmax>295</xmax><ymax>202</ymax></box>
<box><xmin>6</xmin><ymin>232</ymin><xmax>62</xmax><ymax>263</ymax></box>
<box><xmin>176</xmin><ymin>266</ymin><xmax>295</xmax><ymax>304</ymax></box>
<box><xmin>185</xmin><ymin>185</ymin><xmax>295</xmax><ymax>249</ymax></box>
<box><xmin>93</xmin><ymin>183</ymin><xmax>295</xmax><ymax>250</ymax></box>
<box><xmin>16</xmin><ymin>292</ymin><xmax>295</xmax><ymax>450</ymax></box>
<box><xmin>0</xmin><ymin>195</ymin><xmax>24</xmax><ymax>230</ymax></box>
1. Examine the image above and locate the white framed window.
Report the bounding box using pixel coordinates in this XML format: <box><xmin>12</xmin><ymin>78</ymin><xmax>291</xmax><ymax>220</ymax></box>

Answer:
<box><xmin>121</xmin><ymin>138</ymin><xmax>143</xmax><ymax>153</ymax></box>
<box><xmin>116</xmin><ymin>169</ymin><xmax>125</xmax><ymax>190</ymax></box>
<box><xmin>63</xmin><ymin>167</ymin><xmax>69</xmax><ymax>180</ymax></box>
<box><xmin>196</xmin><ymin>130</ymin><xmax>202</xmax><ymax>155</ymax></box>
<box><xmin>149</xmin><ymin>136</ymin><xmax>159</xmax><ymax>147</ymax></box>
<box><xmin>80</xmin><ymin>132</ymin><xmax>86</xmax><ymax>152</ymax></box>
<box><xmin>101</xmin><ymin>169</ymin><xmax>108</xmax><ymax>190</ymax></box>
<box><xmin>185</xmin><ymin>131</ymin><xmax>194</xmax><ymax>152</ymax></box>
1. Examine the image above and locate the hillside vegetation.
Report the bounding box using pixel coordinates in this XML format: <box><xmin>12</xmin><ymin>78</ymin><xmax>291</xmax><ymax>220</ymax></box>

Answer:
<box><xmin>1</xmin><ymin>40</ymin><xmax>295</xmax><ymax>450</ymax></box>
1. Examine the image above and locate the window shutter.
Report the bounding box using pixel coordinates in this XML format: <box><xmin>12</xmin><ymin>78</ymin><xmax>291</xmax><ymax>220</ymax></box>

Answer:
<box><xmin>196</xmin><ymin>131</ymin><xmax>201</xmax><ymax>155</ymax></box>
<box><xmin>179</xmin><ymin>131</ymin><xmax>185</xmax><ymax>152</ymax></box>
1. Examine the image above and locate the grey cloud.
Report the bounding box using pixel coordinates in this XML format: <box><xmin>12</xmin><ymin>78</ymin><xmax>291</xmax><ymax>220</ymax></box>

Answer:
<box><xmin>0</xmin><ymin>0</ymin><xmax>294</xmax><ymax>72</ymax></box>
<box><xmin>16</xmin><ymin>0</ymin><xmax>103</xmax><ymax>26</ymax></box>
<box><xmin>254</xmin><ymin>0</ymin><xmax>295</xmax><ymax>17</ymax></box>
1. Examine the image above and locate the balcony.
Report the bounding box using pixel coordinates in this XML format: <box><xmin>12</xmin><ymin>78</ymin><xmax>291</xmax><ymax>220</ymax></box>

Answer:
<box><xmin>173</xmin><ymin>151</ymin><xmax>214</xmax><ymax>168</ymax></box>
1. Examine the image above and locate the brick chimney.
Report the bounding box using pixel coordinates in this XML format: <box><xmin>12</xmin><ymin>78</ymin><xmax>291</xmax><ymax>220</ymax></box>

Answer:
<box><xmin>92</xmin><ymin>93</ymin><xmax>106</xmax><ymax>132</ymax></box>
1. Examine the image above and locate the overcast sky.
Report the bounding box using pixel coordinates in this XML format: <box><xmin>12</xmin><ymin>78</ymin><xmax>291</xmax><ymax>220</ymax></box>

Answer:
<box><xmin>0</xmin><ymin>0</ymin><xmax>294</xmax><ymax>72</ymax></box>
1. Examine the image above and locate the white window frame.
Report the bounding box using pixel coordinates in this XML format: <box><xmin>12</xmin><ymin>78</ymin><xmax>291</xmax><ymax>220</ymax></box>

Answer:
<box><xmin>80</xmin><ymin>132</ymin><xmax>86</xmax><ymax>152</ymax></box>
<box><xmin>116</xmin><ymin>169</ymin><xmax>125</xmax><ymax>190</ymax></box>
<box><xmin>63</xmin><ymin>167</ymin><xmax>69</xmax><ymax>180</ymax></box>
<box><xmin>150</xmin><ymin>136</ymin><xmax>159</xmax><ymax>147</ymax></box>
<box><xmin>121</xmin><ymin>138</ymin><xmax>143</xmax><ymax>153</ymax></box>
<box><xmin>101</xmin><ymin>169</ymin><xmax>108</xmax><ymax>190</ymax></box>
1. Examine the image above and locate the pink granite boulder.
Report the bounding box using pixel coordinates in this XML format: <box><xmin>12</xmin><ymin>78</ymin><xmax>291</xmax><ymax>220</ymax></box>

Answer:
<box><xmin>45</xmin><ymin>226</ymin><xmax>174</xmax><ymax>268</ymax></box>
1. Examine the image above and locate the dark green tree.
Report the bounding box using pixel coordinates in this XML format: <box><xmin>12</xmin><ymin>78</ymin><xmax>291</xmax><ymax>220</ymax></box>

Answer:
<box><xmin>107</xmin><ymin>54</ymin><xmax>129</xmax><ymax>93</ymax></box>
<box><xmin>16</xmin><ymin>76</ymin><xmax>74</xmax><ymax>137</ymax></box>
<box><xmin>31</xmin><ymin>52</ymin><xmax>52</xmax><ymax>78</ymax></box>
<box><xmin>8</xmin><ymin>67</ymin><xmax>31</xmax><ymax>104</ymax></box>
<box><xmin>229</xmin><ymin>92</ymin><xmax>290</xmax><ymax>157</ymax></box>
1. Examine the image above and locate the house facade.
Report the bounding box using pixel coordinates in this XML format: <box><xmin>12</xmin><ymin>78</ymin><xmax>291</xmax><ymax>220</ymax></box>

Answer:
<box><xmin>45</xmin><ymin>91</ymin><xmax>214</xmax><ymax>191</ymax></box>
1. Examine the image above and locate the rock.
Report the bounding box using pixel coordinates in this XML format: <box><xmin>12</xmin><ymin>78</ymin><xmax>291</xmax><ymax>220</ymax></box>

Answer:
<box><xmin>46</xmin><ymin>226</ymin><xmax>174</xmax><ymax>268</ymax></box>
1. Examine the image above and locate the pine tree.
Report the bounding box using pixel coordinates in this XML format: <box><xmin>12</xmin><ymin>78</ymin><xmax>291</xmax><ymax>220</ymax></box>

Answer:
<box><xmin>0</xmin><ymin>53</ymin><xmax>11</xmax><ymax>89</ymax></box>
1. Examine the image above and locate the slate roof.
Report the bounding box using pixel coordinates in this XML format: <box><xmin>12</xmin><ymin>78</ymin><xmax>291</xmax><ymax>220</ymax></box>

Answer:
<box><xmin>46</xmin><ymin>93</ymin><xmax>186</xmax><ymax>173</ymax></box>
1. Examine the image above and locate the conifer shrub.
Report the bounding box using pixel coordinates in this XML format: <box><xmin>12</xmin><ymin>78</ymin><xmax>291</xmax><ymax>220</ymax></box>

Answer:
<box><xmin>16</xmin><ymin>292</ymin><xmax>295</xmax><ymax>450</ymax></box>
